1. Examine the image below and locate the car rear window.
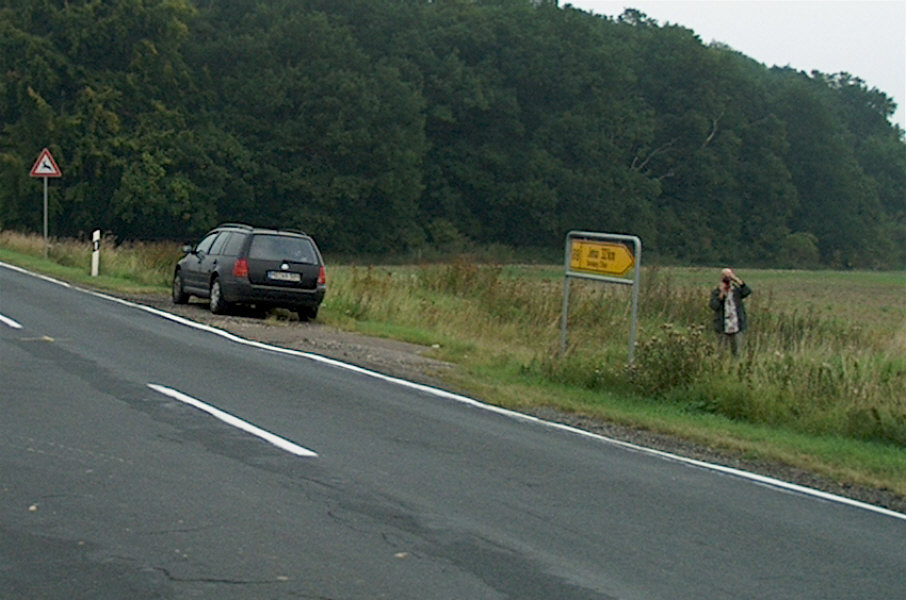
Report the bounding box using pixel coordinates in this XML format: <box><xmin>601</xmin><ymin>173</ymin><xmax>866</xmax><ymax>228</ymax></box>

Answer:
<box><xmin>248</xmin><ymin>234</ymin><xmax>317</xmax><ymax>263</ymax></box>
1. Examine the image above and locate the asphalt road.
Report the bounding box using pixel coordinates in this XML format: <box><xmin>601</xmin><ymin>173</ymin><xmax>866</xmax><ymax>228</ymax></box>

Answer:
<box><xmin>1</xmin><ymin>262</ymin><xmax>904</xmax><ymax>599</ymax></box>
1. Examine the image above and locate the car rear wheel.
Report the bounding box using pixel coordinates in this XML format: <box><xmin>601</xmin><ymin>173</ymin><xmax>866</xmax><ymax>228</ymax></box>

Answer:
<box><xmin>296</xmin><ymin>306</ymin><xmax>318</xmax><ymax>321</ymax></box>
<box><xmin>209</xmin><ymin>279</ymin><xmax>230</xmax><ymax>314</ymax></box>
<box><xmin>172</xmin><ymin>271</ymin><xmax>188</xmax><ymax>304</ymax></box>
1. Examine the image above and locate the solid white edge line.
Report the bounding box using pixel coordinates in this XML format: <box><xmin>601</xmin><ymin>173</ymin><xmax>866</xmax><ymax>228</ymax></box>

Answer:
<box><xmin>0</xmin><ymin>313</ymin><xmax>23</xmax><ymax>329</ymax></box>
<box><xmin>3</xmin><ymin>260</ymin><xmax>904</xmax><ymax>521</ymax></box>
<box><xmin>1</xmin><ymin>261</ymin><xmax>71</xmax><ymax>287</ymax></box>
<box><xmin>147</xmin><ymin>384</ymin><xmax>317</xmax><ymax>458</ymax></box>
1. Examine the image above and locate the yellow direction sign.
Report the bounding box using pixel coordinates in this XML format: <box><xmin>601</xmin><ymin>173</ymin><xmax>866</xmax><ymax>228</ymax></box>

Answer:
<box><xmin>569</xmin><ymin>239</ymin><xmax>634</xmax><ymax>277</ymax></box>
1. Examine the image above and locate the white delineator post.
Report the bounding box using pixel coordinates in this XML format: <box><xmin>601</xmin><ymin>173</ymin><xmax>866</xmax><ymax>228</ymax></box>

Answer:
<box><xmin>91</xmin><ymin>229</ymin><xmax>101</xmax><ymax>277</ymax></box>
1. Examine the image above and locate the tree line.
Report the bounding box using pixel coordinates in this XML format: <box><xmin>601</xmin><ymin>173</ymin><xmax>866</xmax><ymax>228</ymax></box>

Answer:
<box><xmin>1</xmin><ymin>0</ymin><xmax>903</xmax><ymax>267</ymax></box>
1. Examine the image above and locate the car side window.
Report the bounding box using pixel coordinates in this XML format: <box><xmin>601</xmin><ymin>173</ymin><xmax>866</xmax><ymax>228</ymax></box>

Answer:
<box><xmin>222</xmin><ymin>232</ymin><xmax>247</xmax><ymax>257</ymax></box>
<box><xmin>195</xmin><ymin>233</ymin><xmax>219</xmax><ymax>255</ymax></box>
<box><xmin>209</xmin><ymin>232</ymin><xmax>231</xmax><ymax>256</ymax></box>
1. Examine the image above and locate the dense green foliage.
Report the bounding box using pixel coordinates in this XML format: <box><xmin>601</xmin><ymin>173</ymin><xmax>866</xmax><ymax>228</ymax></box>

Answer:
<box><xmin>2</xmin><ymin>0</ymin><xmax>904</xmax><ymax>266</ymax></box>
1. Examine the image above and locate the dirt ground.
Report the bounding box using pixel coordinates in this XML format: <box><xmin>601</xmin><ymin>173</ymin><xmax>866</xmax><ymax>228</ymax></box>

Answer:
<box><xmin>125</xmin><ymin>292</ymin><xmax>906</xmax><ymax>515</ymax></box>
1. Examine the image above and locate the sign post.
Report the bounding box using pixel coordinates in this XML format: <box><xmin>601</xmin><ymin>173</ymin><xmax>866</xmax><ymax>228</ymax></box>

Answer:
<box><xmin>29</xmin><ymin>148</ymin><xmax>62</xmax><ymax>258</ymax></box>
<box><xmin>561</xmin><ymin>230</ymin><xmax>642</xmax><ymax>363</ymax></box>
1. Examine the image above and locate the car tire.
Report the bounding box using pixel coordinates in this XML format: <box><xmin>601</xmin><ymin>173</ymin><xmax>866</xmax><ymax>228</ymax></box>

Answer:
<box><xmin>297</xmin><ymin>306</ymin><xmax>318</xmax><ymax>321</ymax></box>
<box><xmin>172</xmin><ymin>271</ymin><xmax>189</xmax><ymax>304</ymax></box>
<box><xmin>209</xmin><ymin>279</ymin><xmax>229</xmax><ymax>314</ymax></box>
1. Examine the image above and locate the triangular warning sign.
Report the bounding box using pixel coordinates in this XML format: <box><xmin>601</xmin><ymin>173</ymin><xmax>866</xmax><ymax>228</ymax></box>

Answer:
<box><xmin>30</xmin><ymin>148</ymin><xmax>62</xmax><ymax>178</ymax></box>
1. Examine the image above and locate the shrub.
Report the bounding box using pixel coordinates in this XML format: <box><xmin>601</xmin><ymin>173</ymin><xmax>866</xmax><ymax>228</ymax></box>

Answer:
<box><xmin>531</xmin><ymin>346</ymin><xmax>628</xmax><ymax>392</ymax></box>
<box><xmin>629</xmin><ymin>323</ymin><xmax>713</xmax><ymax>395</ymax></box>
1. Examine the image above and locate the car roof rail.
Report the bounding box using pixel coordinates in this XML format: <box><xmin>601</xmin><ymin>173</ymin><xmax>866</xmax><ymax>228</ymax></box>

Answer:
<box><xmin>217</xmin><ymin>222</ymin><xmax>253</xmax><ymax>231</ymax></box>
<box><xmin>215</xmin><ymin>223</ymin><xmax>308</xmax><ymax>236</ymax></box>
<box><xmin>254</xmin><ymin>226</ymin><xmax>308</xmax><ymax>236</ymax></box>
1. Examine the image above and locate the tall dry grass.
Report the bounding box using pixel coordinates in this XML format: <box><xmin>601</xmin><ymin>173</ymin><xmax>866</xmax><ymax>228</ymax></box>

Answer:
<box><xmin>0</xmin><ymin>230</ymin><xmax>180</xmax><ymax>288</ymax></box>
<box><xmin>326</xmin><ymin>262</ymin><xmax>905</xmax><ymax>446</ymax></box>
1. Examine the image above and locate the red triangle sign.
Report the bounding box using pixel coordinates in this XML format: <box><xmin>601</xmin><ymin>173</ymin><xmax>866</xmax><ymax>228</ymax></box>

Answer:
<box><xmin>30</xmin><ymin>148</ymin><xmax>62</xmax><ymax>178</ymax></box>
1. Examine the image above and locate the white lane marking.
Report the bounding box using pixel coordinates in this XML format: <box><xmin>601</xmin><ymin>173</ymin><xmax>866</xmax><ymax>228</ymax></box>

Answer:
<box><xmin>3</xmin><ymin>260</ymin><xmax>904</xmax><ymax>521</ymax></box>
<box><xmin>147</xmin><ymin>384</ymin><xmax>318</xmax><ymax>458</ymax></box>
<box><xmin>1</xmin><ymin>261</ymin><xmax>71</xmax><ymax>287</ymax></box>
<box><xmin>0</xmin><ymin>313</ymin><xmax>23</xmax><ymax>329</ymax></box>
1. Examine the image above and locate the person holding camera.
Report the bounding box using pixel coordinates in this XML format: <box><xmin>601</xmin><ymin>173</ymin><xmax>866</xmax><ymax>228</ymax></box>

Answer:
<box><xmin>710</xmin><ymin>267</ymin><xmax>752</xmax><ymax>356</ymax></box>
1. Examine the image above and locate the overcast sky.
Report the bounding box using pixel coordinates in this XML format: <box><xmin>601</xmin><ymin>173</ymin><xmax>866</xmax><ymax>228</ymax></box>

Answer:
<box><xmin>566</xmin><ymin>1</ymin><xmax>906</xmax><ymax>129</ymax></box>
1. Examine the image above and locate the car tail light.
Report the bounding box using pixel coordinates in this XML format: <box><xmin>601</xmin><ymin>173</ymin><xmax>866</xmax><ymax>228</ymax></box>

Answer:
<box><xmin>318</xmin><ymin>265</ymin><xmax>327</xmax><ymax>285</ymax></box>
<box><xmin>233</xmin><ymin>258</ymin><xmax>249</xmax><ymax>278</ymax></box>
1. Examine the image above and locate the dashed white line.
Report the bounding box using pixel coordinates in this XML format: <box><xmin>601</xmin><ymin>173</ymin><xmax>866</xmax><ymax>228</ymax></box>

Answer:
<box><xmin>147</xmin><ymin>384</ymin><xmax>318</xmax><ymax>458</ymax></box>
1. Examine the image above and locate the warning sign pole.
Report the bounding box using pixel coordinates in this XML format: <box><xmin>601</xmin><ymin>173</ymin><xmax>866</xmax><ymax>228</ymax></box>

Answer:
<box><xmin>42</xmin><ymin>176</ymin><xmax>48</xmax><ymax>258</ymax></box>
<box><xmin>29</xmin><ymin>148</ymin><xmax>63</xmax><ymax>258</ymax></box>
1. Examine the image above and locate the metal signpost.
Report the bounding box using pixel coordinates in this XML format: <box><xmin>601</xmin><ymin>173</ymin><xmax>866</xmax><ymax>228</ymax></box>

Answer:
<box><xmin>29</xmin><ymin>148</ymin><xmax>63</xmax><ymax>258</ymax></box>
<box><xmin>560</xmin><ymin>230</ymin><xmax>642</xmax><ymax>363</ymax></box>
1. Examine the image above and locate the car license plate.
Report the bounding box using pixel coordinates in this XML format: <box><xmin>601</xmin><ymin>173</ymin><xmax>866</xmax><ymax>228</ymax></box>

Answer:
<box><xmin>267</xmin><ymin>270</ymin><xmax>301</xmax><ymax>282</ymax></box>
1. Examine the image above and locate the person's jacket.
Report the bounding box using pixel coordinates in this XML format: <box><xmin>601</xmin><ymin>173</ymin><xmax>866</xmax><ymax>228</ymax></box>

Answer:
<box><xmin>710</xmin><ymin>283</ymin><xmax>752</xmax><ymax>333</ymax></box>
